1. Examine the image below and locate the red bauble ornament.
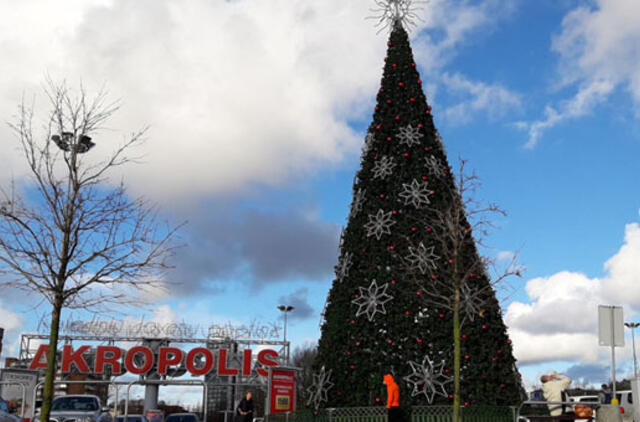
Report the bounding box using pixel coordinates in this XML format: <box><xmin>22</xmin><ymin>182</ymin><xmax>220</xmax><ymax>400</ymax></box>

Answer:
<box><xmin>411</xmin><ymin>227</ymin><xmax>417</xmax><ymax>232</ymax></box>
<box><xmin>350</xmin><ymin>364</ymin><xmax>355</xmax><ymax>369</ymax></box>
<box><xmin>500</xmin><ymin>384</ymin><xmax>506</xmax><ymax>389</ymax></box>
<box><xmin>387</xmin><ymin>41</ymin><xmax>392</xmax><ymax>46</ymax></box>
<box><xmin>379</xmin><ymin>194</ymin><xmax>385</xmax><ymax>199</ymax></box>
<box><xmin>412</xmin><ymin>62</ymin><xmax>416</xmax><ymax>68</ymax></box>
<box><xmin>398</xmin><ymin>82</ymin><xmax>405</xmax><ymax>87</ymax></box>
<box><xmin>449</xmin><ymin>394</ymin><xmax>454</xmax><ymax>399</ymax></box>
<box><xmin>417</xmin><ymin>338</ymin><xmax>423</xmax><ymax>343</ymax></box>
<box><xmin>464</xmin><ymin>401</ymin><xmax>470</xmax><ymax>407</ymax></box>
<box><xmin>375</xmin><ymin>124</ymin><xmax>382</xmax><ymax>130</ymax></box>
<box><xmin>418</xmin><ymin>123</ymin><xmax>424</xmax><ymax>128</ymax></box>
<box><xmin>439</xmin><ymin>313</ymin><xmax>445</xmax><ymax>319</ymax></box>
<box><xmin>410</xmin><ymin>97</ymin><xmax>416</xmax><ymax>102</ymax></box>
<box><xmin>405</xmin><ymin>311</ymin><xmax>411</xmax><ymax>316</ymax></box>
<box><xmin>388</xmin><ymin>245</ymin><xmax>395</xmax><ymax>251</ymax></box>
<box><xmin>448</xmin><ymin>259</ymin><xmax>454</xmax><ymax>264</ymax></box>
<box><xmin>492</xmin><ymin>357</ymin><xmax>498</xmax><ymax>362</ymax></box>
<box><xmin>431</xmin><ymin>274</ymin><xmax>437</xmax><ymax>280</ymax></box>
<box><xmin>387</xmin><ymin>339</ymin><xmax>393</xmax><ymax>344</ymax></box>
<box><xmin>355</xmin><ymin>341</ymin><xmax>361</xmax><ymax>346</ymax></box>
<box><xmin>392</xmin><ymin>63</ymin><xmax>397</xmax><ymax>68</ymax></box>
<box><xmin>445</xmin><ymin>368</ymin><xmax>451</xmax><ymax>373</ymax></box>
<box><xmin>464</xmin><ymin>354</ymin><xmax>470</xmax><ymax>360</ymax></box>
<box><xmin>497</xmin><ymin>349</ymin><xmax>503</xmax><ymax>354</ymax></box>
<box><xmin>427</xmin><ymin>227</ymin><xmax>432</xmax><ymax>232</ymax></box>
<box><xmin>392</xmin><ymin>210</ymin><xmax>398</xmax><ymax>215</ymax></box>
<box><xmin>462</xmin><ymin>333</ymin><xmax>467</xmax><ymax>339</ymax></box>
<box><xmin>391</xmin><ymin>279</ymin><xmax>396</xmax><ymax>284</ymax></box>
<box><xmin>422</xmin><ymin>175</ymin><xmax>428</xmax><ymax>181</ymax></box>
<box><xmin>418</xmin><ymin>79</ymin><xmax>422</xmax><ymax>84</ymax></box>
<box><xmin>403</xmin><ymin>152</ymin><xmax>409</xmax><ymax>157</ymax></box>
<box><xmin>379</xmin><ymin>88</ymin><xmax>384</xmax><ymax>93</ymax></box>
<box><xmin>375</xmin><ymin>106</ymin><xmax>380</xmax><ymax>111</ymax></box>
<box><xmin>386</xmin><ymin>136</ymin><xmax>392</xmax><ymax>142</ymax></box>
<box><xmin>350</xmin><ymin>320</ymin><xmax>355</xmax><ymax>324</ymax></box>
<box><xmin>387</xmin><ymin>99</ymin><xmax>392</xmax><ymax>104</ymax></box>
<box><xmin>395</xmin><ymin>115</ymin><xmax>401</xmax><ymax>121</ymax></box>
<box><xmin>482</xmin><ymin>324</ymin><xmax>488</xmax><ymax>330</ymax></box>
<box><xmin>507</xmin><ymin>339</ymin><xmax>512</xmax><ymax>344</ymax></box>
<box><xmin>427</xmin><ymin>105</ymin><xmax>432</xmax><ymax>113</ymax></box>
<box><xmin>416</xmin><ymin>291</ymin><xmax>422</xmax><ymax>296</ymax></box>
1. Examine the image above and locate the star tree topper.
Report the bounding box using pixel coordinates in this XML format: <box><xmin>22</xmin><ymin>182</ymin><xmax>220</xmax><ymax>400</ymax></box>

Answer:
<box><xmin>403</xmin><ymin>355</ymin><xmax>452</xmax><ymax>403</ymax></box>
<box><xmin>306</xmin><ymin>366</ymin><xmax>335</xmax><ymax>410</ymax></box>
<box><xmin>352</xmin><ymin>279</ymin><xmax>394</xmax><ymax>321</ymax></box>
<box><xmin>369</xmin><ymin>0</ymin><xmax>425</xmax><ymax>32</ymax></box>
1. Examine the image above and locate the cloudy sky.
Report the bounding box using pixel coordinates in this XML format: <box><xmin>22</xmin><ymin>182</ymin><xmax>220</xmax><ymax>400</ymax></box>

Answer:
<box><xmin>2</xmin><ymin>0</ymin><xmax>640</xmax><ymax>395</ymax></box>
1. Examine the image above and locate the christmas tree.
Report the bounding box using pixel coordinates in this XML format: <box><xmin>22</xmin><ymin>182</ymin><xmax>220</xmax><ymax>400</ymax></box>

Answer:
<box><xmin>313</xmin><ymin>8</ymin><xmax>523</xmax><ymax>410</ymax></box>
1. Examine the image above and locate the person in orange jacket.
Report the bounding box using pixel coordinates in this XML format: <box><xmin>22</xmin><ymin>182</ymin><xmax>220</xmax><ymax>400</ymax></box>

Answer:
<box><xmin>383</xmin><ymin>373</ymin><xmax>401</xmax><ymax>422</ymax></box>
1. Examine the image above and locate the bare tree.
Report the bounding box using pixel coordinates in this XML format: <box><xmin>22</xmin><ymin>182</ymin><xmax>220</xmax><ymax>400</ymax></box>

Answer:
<box><xmin>402</xmin><ymin>159</ymin><xmax>521</xmax><ymax>422</ymax></box>
<box><xmin>0</xmin><ymin>81</ymin><xmax>179</xmax><ymax>422</ymax></box>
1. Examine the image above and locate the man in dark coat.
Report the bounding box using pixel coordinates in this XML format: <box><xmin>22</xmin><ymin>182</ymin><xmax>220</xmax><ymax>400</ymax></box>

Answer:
<box><xmin>237</xmin><ymin>391</ymin><xmax>254</xmax><ymax>422</ymax></box>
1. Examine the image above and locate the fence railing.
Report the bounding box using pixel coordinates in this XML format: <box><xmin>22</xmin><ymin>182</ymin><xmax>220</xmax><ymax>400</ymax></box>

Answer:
<box><xmin>266</xmin><ymin>406</ymin><xmax>516</xmax><ymax>422</ymax></box>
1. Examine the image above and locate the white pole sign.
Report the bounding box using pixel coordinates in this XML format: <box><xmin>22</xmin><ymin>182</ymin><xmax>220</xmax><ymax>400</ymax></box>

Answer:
<box><xmin>598</xmin><ymin>305</ymin><xmax>624</xmax><ymax>400</ymax></box>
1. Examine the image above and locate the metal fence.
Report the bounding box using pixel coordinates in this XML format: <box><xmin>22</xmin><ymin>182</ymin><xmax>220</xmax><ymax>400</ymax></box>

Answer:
<box><xmin>266</xmin><ymin>406</ymin><xmax>515</xmax><ymax>422</ymax></box>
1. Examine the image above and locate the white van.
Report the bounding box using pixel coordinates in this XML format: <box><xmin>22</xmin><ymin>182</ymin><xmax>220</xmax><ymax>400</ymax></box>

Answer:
<box><xmin>614</xmin><ymin>391</ymin><xmax>635</xmax><ymax>422</ymax></box>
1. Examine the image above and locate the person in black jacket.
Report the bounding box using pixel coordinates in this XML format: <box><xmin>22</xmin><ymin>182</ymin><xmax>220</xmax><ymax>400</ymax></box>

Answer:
<box><xmin>237</xmin><ymin>391</ymin><xmax>254</xmax><ymax>422</ymax></box>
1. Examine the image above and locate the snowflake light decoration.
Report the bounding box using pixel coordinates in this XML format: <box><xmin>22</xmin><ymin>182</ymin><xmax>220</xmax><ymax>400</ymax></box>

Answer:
<box><xmin>461</xmin><ymin>282</ymin><xmax>484</xmax><ymax>322</ymax></box>
<box><xmin>424</xmin><ymin>155</ymin><xmax>446</xmax><ymax>177</ymax></box>
<box><xmin>372</xmin><ymin>156</ymin><xmax>396</xmax><ymax>179</ymax></box>
<box><xmin>352</xmin><ymin>279</ymin><xmax>394</xmax><ymax>321</ymax></box>
<box><xmin>398</xmin><ymin>179</ymin><xmax>432</xmax><ymax>208</ymax></box>
<box><xmin>306</xmin><ymin>366</ymin><xmax>334</xmax><ymax>410</ymax></box>
<box><xmin>403</xmin><ymin>355</ymin><xmax>452</xmax><ymax>403</ymax></box>
<box><xmin>406</xmin><ymin>242</ymin><xmax>440</xmax><ymax>274</ymax></box>
<box><xmin>397</xmin><ymin>125</ymin><xmax>424</xmax><ymax>147</ymax></box>
<box><xmin>363</xmin><ymin>132</ymin><xmax>375</xmax><ymax>156</ymax></box>
<box><xmin>364</xmin><ymin>209</ymin><xmax>396</xmax><ymax>240</ymax></box>
<box><xmin>350</xmin><ymin>188</ymin><xmax>366</xmax><ymax>216</ymax></box>
<box><xmin>336</xmin><ymin>251</ymin><xmax>353</xmax><ymax>282</ymax></box>
<box><xmin>368</xmin><ymin>0</ymin><xmax>425</xmax><ymax>33</ymax></box>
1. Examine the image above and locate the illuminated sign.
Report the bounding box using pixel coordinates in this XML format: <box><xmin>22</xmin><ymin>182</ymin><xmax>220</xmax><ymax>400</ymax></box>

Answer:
<box><xmin>28</xmin><ymin>345</ymin><xmax>279</xmax><ymax>377</ymax></box>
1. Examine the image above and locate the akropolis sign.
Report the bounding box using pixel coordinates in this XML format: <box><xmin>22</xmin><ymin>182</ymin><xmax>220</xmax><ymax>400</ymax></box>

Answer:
<box><xmin>28</xmin><ymin>345</ymin><xmax>279</xmax><ymax>377</ymax></box>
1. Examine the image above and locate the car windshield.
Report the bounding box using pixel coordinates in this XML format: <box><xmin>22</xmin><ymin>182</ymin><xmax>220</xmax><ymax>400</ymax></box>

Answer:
<box><xmin>166</xmin><ymin>415</ymin><xmax>198</xmax><ymax>422</ymax></box>
<box><xmin>579</xmin><ymin>397</ymin><xmax>598</xmax><ymax>402</ymax></box>
<box><xmin>51</xmin><ymin>397</ymin><xmax>99</xmax><ymax>411</ymax></box>
<box><xmin>117</xmin><ymin>416</ymin><xmax>143</xmax><ymax>422</ymax></box>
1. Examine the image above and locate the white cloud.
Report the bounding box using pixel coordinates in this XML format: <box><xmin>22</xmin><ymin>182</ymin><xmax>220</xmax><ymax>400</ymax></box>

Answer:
<box><xmin>497</xmin><ymin>250</ymin><xmax>515</xmax><ymax>262</ymax></box>
<box><xmin>506</xmin><ymin>219</ymin><xmax>640</xmax><ymax>364</ymax></box>
<box><xmin>521</xmin><ymin>0</ymin><xmax>640</xmax><ymax>147</ymax></box>
<box><xmin>0</xmin><ymin>0</ymin><xmax>517</xmax><ymax>201</ymax></box>
<box><xmin>441</xmin><ymin>72</ymin><xmax>521</xmax><ymax>124</ymax></box>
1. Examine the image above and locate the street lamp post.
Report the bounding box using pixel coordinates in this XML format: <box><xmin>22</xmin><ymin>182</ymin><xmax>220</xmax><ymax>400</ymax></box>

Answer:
<box><xmin>277</xmin><ymin>305</ymin><xmax>295</xmax><ymax>363</ymax></box>
<box><xmin>624</xmin><ymin>321</ymin><xmax>639</xmax><ymax>380</ymax></box>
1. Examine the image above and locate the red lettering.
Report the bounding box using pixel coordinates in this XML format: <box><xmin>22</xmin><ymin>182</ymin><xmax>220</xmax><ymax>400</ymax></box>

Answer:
<box><xmin>61</xmin><ymin>345</ymin><xmax>91</xmax><ymax>373</ymax></box>
<box><xmin>242</xmin><ymin>349</ymin><xmax>252</xmax><ymax>376</ymax></box>
<box><xmin>125</xmin><ymin>346</ymin><xmax>154</xmax><ymax>374</ymax></box>
<box><xmin>217</xmin><ymin>349</ymin><xmax>239</xmax><ymax>376</ymax></box>
<box><xmin>257</xmin><ymin>349</ymin><xmax>279</xmax><ymax>376</ymax></box>
<box><xmin>186</xmin><ymin>348</ymin><xmax>213</xmax><ymax>376</ymax></box>
<box><xmin>28</xmin><ymin>344</ymin><xmax>49</xmax><ymax>370</ymax></box>
<box><xmin>157</xmin><ymin>347</ymin><xmax>183</xmax><ymax>375</ymax></box>
<box><xmin>95</xmin><ymin>346</ymin><xmax>122</xmax><ymax>375</ymax></box>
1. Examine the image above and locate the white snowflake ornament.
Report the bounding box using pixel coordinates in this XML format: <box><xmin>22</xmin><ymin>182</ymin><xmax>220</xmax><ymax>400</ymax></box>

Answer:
<box><xmin>461</xmin><ymin>282</ymin><xmax>484</xmax><ymax>322</ymax></box>
<box><xmin>364</xmin><ymin>209</ymin><xmax>396</xmax><ymax>240</ymax></box>
<box><xmin>372</xmin><ymin>156</ymin><xmax>396</xmax><ymax>179</ymax></box>
<box><xmin>397</xmin><ymin>125</ymin><xmax>424</xmax><ymax>147</ymax></box>
<box><xmin>406</xmin><ymin>242</ymin><xmax>440</xmax><ymax>274</ymax></box>
<box><xmin>350</xmin><ymin>188</ymin><xmax>366</xmax><ymax>217</ymax></box>
<box><xmin>398</xmin><ymin>179</ymin><xmax>432</xmax><ymax>208</ymax></box>
<box><xmin>403</xmin><ymin>355</ymin><xmax>452</xmax><ymax>403</ymax></box>
<box><xmin>306</xmin><ymin>366</ymin><xmax>334</xmax><ymax>410</ymax></box>
<box><xmin>335</xmin><ymin>251</ymin><xmax>353</xmax><ymax>282</ymax></box>
<box><xmin>352</xmin><ymin>279</ymin><xmax>394</xmax><ymax>321</ymax></box>
<box><xmin>362</xmin><ymin>132</ymin><xmax>375</xmax><ymax>156</ymax></box>
<box><xmin>424</xmin><ymin>155</ymin><xmax>446</xmax><ymax>177</ymax></box>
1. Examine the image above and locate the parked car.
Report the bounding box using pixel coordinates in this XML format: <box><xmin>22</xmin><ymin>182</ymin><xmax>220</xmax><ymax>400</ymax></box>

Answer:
<box><xmin>614</xmin><ymin>390</ymin><xmax>635</xmax><ymax>422</ymax></box>
<box><xmin>164</xmin><ymin>413</ymin><xmax>200</xmax><ymax>422</ymax></box>
<box><xmin>116</xmin><ymin>415</ymin><xmax>147</xmax><ymax>422</ymax></box>
<box><xmin>35</xmin><ymin>394</ymin><xmax>111</xmax><ymax>422</ymax></box>
<box><xmin>0</xmin><ymin>398</ymin><xmax>21</xmax><ymax>422</ymax></box>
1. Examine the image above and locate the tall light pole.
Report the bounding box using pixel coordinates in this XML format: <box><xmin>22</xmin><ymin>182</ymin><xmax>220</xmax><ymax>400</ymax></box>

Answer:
<box><xmin>277</xmin><ymin>305</ymin><xmax>295</xmax><ymax>363</ymax></box>
<box><xmin>624</xmin><ymin>321</ymin><xmax>639</xmax><ymax>380</ymax></box>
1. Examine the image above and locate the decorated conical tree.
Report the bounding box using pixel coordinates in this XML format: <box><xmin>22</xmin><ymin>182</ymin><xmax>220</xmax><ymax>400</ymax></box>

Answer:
<box><xmin>313</xmin><ymin>7</ymin><xmax>523</xmax><ymax>411</ymax></box>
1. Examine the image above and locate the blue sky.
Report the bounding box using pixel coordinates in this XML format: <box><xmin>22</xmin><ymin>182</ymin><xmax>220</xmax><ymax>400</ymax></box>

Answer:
<box><xmin>2</xmin><ymin>0</ymin><xmax>640</xmax><ymax>394</ymax></box>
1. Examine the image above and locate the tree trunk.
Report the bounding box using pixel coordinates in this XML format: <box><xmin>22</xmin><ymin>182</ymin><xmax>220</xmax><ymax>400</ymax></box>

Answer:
<box><xmin>40</xmin><ymin>295</ymin><xmax>63</xmax><ymax>422</ymax></box>
<box><xmin>453</xmin><ymin>287</ymin><xmax>461</xmax><ymax>422</ymax></box>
